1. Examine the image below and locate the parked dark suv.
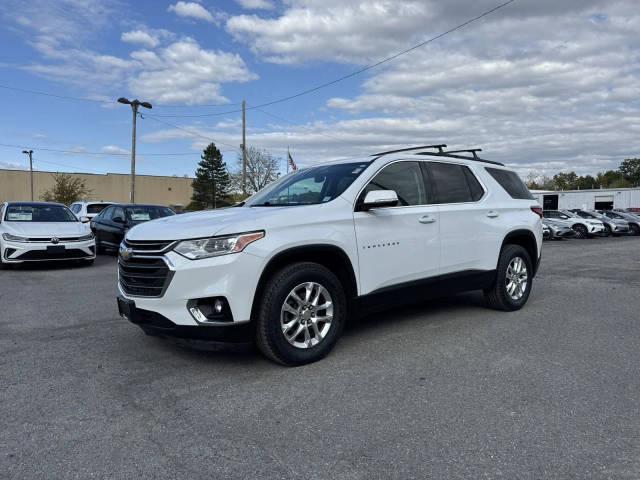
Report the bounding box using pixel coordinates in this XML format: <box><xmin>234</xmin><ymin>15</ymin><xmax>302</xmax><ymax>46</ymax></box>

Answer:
<box><xmin>91</xmin><ymin>203</ymin><xmax>174</xmax><ymax>253</ymax></box>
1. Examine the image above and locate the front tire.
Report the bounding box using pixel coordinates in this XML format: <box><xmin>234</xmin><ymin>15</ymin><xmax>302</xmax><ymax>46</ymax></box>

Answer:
<box><xmin>485</xmin><ymin>244</ymin><xmax>533</xmax><ymax>311</ymax></box>
<box><xmin>630</xmin><ymin>224</ymin><xmax>640</xmax><ymax>236</ymax></box>
<box><xmin>255</xmin><ymin>262</ymin><xmax>347</xmax><ymax>366</ymax></box>
<box><xmin>572</xmin><ymin>224</ymin><xmax>588</xmax><ymax>239</ymax></box>
<box><xmin>604</xmin><ymin>224</ymin><xmax>612</xmax><ymax>237</ymax></box>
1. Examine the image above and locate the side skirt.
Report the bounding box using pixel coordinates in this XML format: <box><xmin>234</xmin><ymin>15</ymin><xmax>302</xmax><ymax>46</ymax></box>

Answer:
<box><xmin>353</xmin><ymin>269</ymin><xmax>497</xmax><ymax>317</ymax></box>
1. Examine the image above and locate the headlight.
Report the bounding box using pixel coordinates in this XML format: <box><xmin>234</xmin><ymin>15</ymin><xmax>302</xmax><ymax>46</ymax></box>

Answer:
<box><xmin>2</xmin><ymin>233</ymin><xmax>28</xmax><ymax>242</ymax></box>
<box><xmin>78</xmin><ymin>233</ymin><xmax>95</xmax><ymax>241</ymax></box>
<box><xmin>173</xmin><ymin>231</ymin><xmax>264</xmax><ymax>260</ymax></box>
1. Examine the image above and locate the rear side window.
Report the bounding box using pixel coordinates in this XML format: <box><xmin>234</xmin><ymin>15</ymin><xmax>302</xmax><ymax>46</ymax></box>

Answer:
<box><xmin>486</xmin><ymin>168</ymin><xmax>533</xmax><ymax>200</ymax></box>
<box><xmin>428</xmin><ymin>162</ymin><xmax>482</xmax><ymax>204</ymax></box>
<box><xmin>87</xmin><ymin>203</ymin><xmax>111</xmax><ymax>214</ymax></box>
<box><xmin>360</xmin><ymin>161</ymin><xmax>427</xmax><ymax>206</ymax></box>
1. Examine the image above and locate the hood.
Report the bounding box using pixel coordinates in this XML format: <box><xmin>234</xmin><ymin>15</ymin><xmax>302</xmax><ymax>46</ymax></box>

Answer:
<box><xmin>126</xmin><ymin>206</ymin><xmax>294</xmax><ymax>241</ymax></box>
<box><xmin>3</xmin><ymin>221</ymin><xmax>90</xmax><ymax>237</ymax></box>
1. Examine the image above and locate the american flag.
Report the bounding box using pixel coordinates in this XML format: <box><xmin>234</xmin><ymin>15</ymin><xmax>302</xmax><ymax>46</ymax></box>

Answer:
<box><xmin>287</xmin><ymin>149</ymin><xmax>297</xmax><ymax>171</ymax></box>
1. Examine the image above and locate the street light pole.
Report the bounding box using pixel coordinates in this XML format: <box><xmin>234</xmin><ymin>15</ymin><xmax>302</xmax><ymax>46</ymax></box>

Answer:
<box><xmin>118</xmin><ymin>97</ymin><xmax>152</xmax><ymax>203</ymax></box>
<box><xmin>22</xmin><ymin>149</ymin><xmax>34</xmax><ymax>201</ymax></box>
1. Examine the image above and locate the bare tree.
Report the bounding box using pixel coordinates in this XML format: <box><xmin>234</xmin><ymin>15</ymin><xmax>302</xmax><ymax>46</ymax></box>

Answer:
<box><xmin>232</xmin><ymin>147</ymin><xmax>280</xmax><ymax>197</ymax></box>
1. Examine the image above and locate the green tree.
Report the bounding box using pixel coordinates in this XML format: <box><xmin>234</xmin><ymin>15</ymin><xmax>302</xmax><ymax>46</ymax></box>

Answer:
<box><xmin>191</xmin><ymin>143</ymin><xmax>231</xmax><ymax>209</ymax></box>
<box><xmin>619</xmin><ymin>158</ymin><xmax>640</xmax><ymax>186</ymax></box>
<box><xmin>552</xmin><ymin>171</ymin><xmax>579</xmax><ymax>190</ymax></box>
<box><xmin>596</xmin><ymin>170</ymin><xmax>629</xmax><ymax>188</ymax></box>
<box><xmin>40</xmin><ymin>172</ymin><xmax>91</xmax><ymax>205</ymax></box>
<box><xmin>575</xmin><ymin>174</ymin><xmax>598</xmax><ymax>190</ymax></box>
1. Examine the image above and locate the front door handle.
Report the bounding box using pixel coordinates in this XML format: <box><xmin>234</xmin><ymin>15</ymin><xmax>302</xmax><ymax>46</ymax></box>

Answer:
<box><xmin>487</xmin><ymin>211</ymin><xmax>499</xmax><ymax>218</ymax></box>
<box><xmin>418</xmin><ymin>215</ymin><xmax>436</xmax><ymax>224</ymax></box>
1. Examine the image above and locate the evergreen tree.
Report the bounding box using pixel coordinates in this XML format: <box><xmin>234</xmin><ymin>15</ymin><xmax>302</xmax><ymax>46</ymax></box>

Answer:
<box><xmin>191</xmin><ymin>143</ymin><xmax>231</xmax><ymax>208</ymax></box>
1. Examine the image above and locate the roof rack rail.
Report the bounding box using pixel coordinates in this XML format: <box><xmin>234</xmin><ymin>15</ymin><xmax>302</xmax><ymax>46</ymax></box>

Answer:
<box><xmin>371</xmin><ymin>144</ymin><xmax>447</xmax><ymax>157</ymax></box>
<box><xmin>416</xmin><ymin>148</ymin><xmax>504</xmax><ymax>166</ymax></box>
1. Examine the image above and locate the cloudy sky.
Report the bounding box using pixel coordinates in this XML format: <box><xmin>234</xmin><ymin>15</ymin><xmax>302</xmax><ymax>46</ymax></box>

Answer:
<box><xmin>0</xmin><ymin>0</ymin><xmax>639</xmax><ymax>177</ymax></box>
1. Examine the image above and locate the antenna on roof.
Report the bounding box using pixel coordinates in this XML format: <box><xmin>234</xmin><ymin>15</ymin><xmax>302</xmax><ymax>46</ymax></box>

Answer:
<box><xmin>371</xmin><ymin>144</ymin><xmax>447</xmax><ymax>157</ymax></box>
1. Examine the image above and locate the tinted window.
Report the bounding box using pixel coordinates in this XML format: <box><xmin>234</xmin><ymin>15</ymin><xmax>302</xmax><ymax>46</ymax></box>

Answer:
<box><xmin>249</xmin><ymin>162</ymin><xmax>370</xmax><ymax>206</ymax></box>
<box><xmin>87</xmin><ymin>203</ymin><xmax>111</xmax><ymax>214</ymax></box>
<box><xmin>112</xmin><ymin>206</ymin><xmax>125</xmax><ymax>220</ymax></box>
<box><xmin>98</xmin><ymin>206</ymin><xmax>114</xmax><ymax>220</ymax></box>
<box><xmin>463</xmin><ymin>167</ymin><xmax>485</xmax><ymax>201</ymax></box>
<box><xmin>428</xmin><ymin>162</ymin><xmax>475</xmax><ymax>204</ymax></box>
<box><xmin>4</xmin><ymin>204</ymin><xmax>77</xmax><ymax>222</ymax></box>
<box><xmin>486</xmin><ymin>168</ymin><xmax>533</xmax><ymax>200</ymax></box>
<box><xmin>360</xmin><ymin>161</ymin><xmax>426</xmax><ymax>206</ymax></box>
<box><xmin>125</xmin><ymin>206</ymin><xmax>175</xmax><ymax>221</ymax></box>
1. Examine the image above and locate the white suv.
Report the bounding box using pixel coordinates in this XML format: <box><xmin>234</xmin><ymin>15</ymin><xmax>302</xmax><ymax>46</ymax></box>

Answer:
<box><xmin>69</xmin><ymin>201</ymin><xmax>115</xmax><ymax>223</ymax></box>
<box><xmin>117</xmin><ymin>145</ymin><xmax>542</xmax><ymax>365</ymax></box>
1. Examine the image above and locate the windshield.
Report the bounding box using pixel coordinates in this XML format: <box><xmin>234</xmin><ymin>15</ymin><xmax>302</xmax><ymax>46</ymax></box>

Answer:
<box><xmin>4</xmin><ymin>204</ymin><xmax>77</xmax><ymax>222</ymax></box>
<box><xmin>248</xmin><ymin>162</ymin><xmax>370</xmax><ymax>207</ymax></box>
<box><xmin>125</xmin><ymin>206</ymin><xmax>175</xmax><ymax>222</ymax></box>
<box><xmin>576</xmin><ymin>211</ymin><xmax>596</xmax><ymax>219</ymax></box>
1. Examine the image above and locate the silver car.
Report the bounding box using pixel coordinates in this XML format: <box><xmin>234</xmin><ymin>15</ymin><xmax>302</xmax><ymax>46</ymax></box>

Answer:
<box><xmin>569</xmin><ymin>209</ymin><xmax>629</xmax><ymax>236</ymax></box>
<box><xmin>542</xmin><ymin>218</ymin><xmax>576</xmax><ymax>240</ymax></box>
<box><xmin>601</xmin><ymin>210</ymin><xmax>640</xmax><ymax>236</ymax></box>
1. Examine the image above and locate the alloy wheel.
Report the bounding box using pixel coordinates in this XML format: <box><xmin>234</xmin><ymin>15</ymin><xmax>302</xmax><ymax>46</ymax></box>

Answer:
<box><xmin>505</xmin><ymin>256</ymin><xmax>528</xmax><ymax>301</ymax></box>
<box><xmin>280</xmin><ymin>282</ymin><xmax>334</xmax><ymax>349</ymax></box>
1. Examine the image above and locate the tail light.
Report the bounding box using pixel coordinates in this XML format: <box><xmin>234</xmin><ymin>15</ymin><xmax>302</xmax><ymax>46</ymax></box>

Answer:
<box><xmin>531</xmin><ymin>206</ymin><xmax>543</xmax><ymax>218</ymax></box>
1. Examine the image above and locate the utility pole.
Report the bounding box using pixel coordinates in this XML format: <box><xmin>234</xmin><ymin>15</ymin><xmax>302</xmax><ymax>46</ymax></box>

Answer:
<box><xmin>242</xmin><ymin>100</ymin><xmax>246</xmax><ymax>197</ymax></box>
<box><xmin>22</xmin><ymin>149</ymin><xmax>34</xmax><ymax>201</ymax></box>
<box><xmin>118</xmin><ymin>97</ymin><xmax>152</xmax><ymax>203</ymax></box>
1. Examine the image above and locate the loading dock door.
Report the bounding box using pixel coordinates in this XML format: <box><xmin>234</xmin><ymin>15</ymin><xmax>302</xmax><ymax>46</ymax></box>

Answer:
<box><xmin>594</xmin><ymin>195</ymin><xmax>614</xmax><ymax>210</ymax></box>
<box><xmin>543</xmin><ymin>194</ymin><xmax>558</xmax><ymax>210</ymax></box>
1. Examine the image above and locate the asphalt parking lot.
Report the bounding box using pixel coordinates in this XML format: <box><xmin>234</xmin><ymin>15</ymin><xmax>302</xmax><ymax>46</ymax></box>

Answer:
<box><xmin>2</xmin><ymin>237</ymin><xmax>640</xmax><ymax>479</ymax></box>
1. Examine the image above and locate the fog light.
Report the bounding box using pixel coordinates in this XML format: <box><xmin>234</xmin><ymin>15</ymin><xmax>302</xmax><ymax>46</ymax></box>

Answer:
<box><xmin>186</xmin><ymin>297</ymin><xmax>233</xmax><ymax>323</ymax></box>
<box><xmin>214</xmin><ymin>299</ymin><xmax>223</xmax><ymax>313</ymax></box>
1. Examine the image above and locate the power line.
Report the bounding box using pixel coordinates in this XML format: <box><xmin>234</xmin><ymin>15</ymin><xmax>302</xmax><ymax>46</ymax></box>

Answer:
<box><xmin>0</xmin><ymin>84</ymin><xmax>242</xmax><ymax>108</ymax></box>
<box><xmin>0</xmin><ymin>143</ymin><xmax>199</xmax><ymax>156</ymax></box>
<box><xmin>147</xmin><ymin>0</ymin><xmax>516</xmax><ymax>118</ymax></box>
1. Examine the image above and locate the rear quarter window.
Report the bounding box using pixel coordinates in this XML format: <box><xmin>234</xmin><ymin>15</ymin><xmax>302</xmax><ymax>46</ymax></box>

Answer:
<box><xmin>485</xmin><ymin>168</ymin><xmax>533</xmax><ymax>200</ymax></box>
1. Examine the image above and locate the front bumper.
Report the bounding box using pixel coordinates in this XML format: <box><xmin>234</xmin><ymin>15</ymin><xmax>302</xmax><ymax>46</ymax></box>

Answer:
<box><xmin>549</xmin><ymin>228</ymin><xmax>575</xmax><ymax>239</ymax></box>
<box><xmin>117</xmin><ymin>296</ymin><xmax>254</xmax><ymax>346</ymax></box>
<box><xmin>2</xmin><ymin>239</ymin><xmax>95</xmax><ymax>262</ymax></box>
<box><xmin>117</xmin><ymin>249</ymin><xmax>264</xmax><ymax>326</ymax></box>
<box><xmin>586</xmin><ymin>224</ymin><xmax>606</xmax><ymax>235</ymax></box>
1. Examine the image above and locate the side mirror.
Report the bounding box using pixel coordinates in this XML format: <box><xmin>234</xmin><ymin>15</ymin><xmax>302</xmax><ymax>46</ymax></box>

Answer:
<box><xmin>80</xmin><ymin>216</ymin><xmax>90</xmax><ymax>223</ymax></box>
<box><xmin>362</xmin><ymin>190</ymin><xmax>399</xmax><ymax>211</ymax></box>
<box><xmin>112</xmin><ymin>216</ymin><xmax>125</xmax><ymax>224</ymax></box>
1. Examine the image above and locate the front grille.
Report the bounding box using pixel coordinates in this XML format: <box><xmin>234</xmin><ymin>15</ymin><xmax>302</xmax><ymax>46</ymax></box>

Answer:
<box><xmin>124</xmin><ymin>239</ymin><xmax>175</xmax><ymax>253</ymax></box>
<box><xmin>26</xmin><ymin>236</ymin><xmax>89</xmax><ymax>242</ymax></box>
<box><xmin>17</xmin><ymin>249</ymin><xmax>92</xmax><ymax>260</ymax></box>
<box><xmin>119</xmin><ymin>256</ymin><xmax>173</xmax><ymax>297</ymax></box>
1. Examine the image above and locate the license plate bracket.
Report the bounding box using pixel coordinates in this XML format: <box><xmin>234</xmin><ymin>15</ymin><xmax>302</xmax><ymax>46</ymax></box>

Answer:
<box><xmin>47</xmin><ymin>245</ymin><xmax>65</xmax><ymax>254</ymax></box>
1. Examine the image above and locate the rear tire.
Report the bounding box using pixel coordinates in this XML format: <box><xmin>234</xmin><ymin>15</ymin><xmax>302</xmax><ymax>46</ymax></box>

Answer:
<box><xmin>255</xmin><ymin>262</ymin><xmax>347</xmax><ymax>366</ymax></box>
<box><xmin>485</xmin><ymin>244</ymin><xmax>533</xmax><ymax>312</ymax></box>
<box><xmin>572</xmin><ymin>224</ymin><xmax>588</xmax><ymax>239</ymax></box>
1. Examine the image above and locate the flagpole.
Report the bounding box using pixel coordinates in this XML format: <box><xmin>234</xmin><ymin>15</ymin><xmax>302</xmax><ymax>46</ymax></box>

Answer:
<box><xmin>286</xmin><ymin>146</ymin><xmax>289</xmax><ymax>174</ymax></box>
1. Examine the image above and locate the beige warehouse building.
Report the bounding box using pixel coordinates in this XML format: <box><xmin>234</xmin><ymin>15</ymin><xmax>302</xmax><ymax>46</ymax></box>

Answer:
<box><xmin>0</xmin><ymin>169</ymin><xmax>194</xmax><ymax>208</ymax></box>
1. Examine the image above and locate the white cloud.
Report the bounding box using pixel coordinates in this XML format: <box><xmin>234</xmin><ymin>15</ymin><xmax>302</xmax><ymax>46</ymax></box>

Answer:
<box><xmin>101</xmin><ymin>145</ymin><xmax>129</xmax><ymax>155</ymax></box>
<box><xmin>128</xmin><ymin>38</ymin><xmax>257</xmax><ymax>105</ymax></box>
<box><xmin>121</xmin><ymin>30</ymin><xmax>159</xmax><ymax>48</ymax></box>
<box><xmin>235</xmin><ymin>0</ymin><xmax>274</xmax><ymax>10</ymax></box>
<box><xmin>0</xmin><ymin>161</ymin><xmax>26</xmax><ymax>170</ymax></box>
<box><xmin>168</xmin><ymin>1</ymin><xmax>215</xmax><ymax>23</ymax></box>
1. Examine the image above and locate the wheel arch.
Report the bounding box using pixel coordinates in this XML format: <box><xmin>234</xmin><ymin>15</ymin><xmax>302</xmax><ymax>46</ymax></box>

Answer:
<box><xmin>501</xmin><ymin>229</ymin><xmax>539</xmax><ymax>276</ymax></box>
<box><xmin>250</xmin><ymin>244</ymin><xmax>359</xmax><ymax>321</ymax></box>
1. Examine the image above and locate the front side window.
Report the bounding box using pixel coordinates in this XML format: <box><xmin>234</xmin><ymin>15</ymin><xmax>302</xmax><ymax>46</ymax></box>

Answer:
<box><xmin>70</xmin><ymin>204</ymin><xmax>81</xmax><ymax>213</ymax></box>
<box><xmin>111</xmin><ymin>206</ymin><xmax>125</xmax><ymax>221</ymax></box>
<box><xmin>359</xmin><ymin>161</ymin><xmax>427</xmax><ymax>206</ymax></box>
<box><xmin>249</xmin><ymin>162</ymin><xmax>370</xmax><ymax>207</ymax></box>
<box><xmin>4</xmin><ymin>204</ymin><xmax>77</xmax><ymax>222</ymax></box>
<box><xmin>428</xmin><ymin>162</ymin><xmax>477</xmax><ymax>204</ymax></box>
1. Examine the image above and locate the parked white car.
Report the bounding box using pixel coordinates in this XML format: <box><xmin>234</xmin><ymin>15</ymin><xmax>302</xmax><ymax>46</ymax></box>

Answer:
<box><xmin>117</xmin><ymin>145</ymin><xmax>542</xmax><ymax>365</ymax></box>
<box><xmin>0</xmin><ymin>202</ymin><xmax>95</xmax><ymax>268</ymax></box>
<box><xmin>69</xmin><ymin>201</ymin><xmax>115</xmax><ymax>223</ymax></box>
<box><xmin>542</xmin><ymin>209</ymin><xmax>605</xmax><ymax>239</ymax></box>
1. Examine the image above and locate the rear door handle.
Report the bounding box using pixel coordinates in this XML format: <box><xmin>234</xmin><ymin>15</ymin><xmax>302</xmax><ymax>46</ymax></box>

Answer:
<box><xmin>487</xmin><ymin>211</ymin><xmax>499</xmax><ymax>218</ymax></box>
<box><xmin>418</xmin><ymin>215</ymin><xmax>436</xmax><ymax>224</ymax></box>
